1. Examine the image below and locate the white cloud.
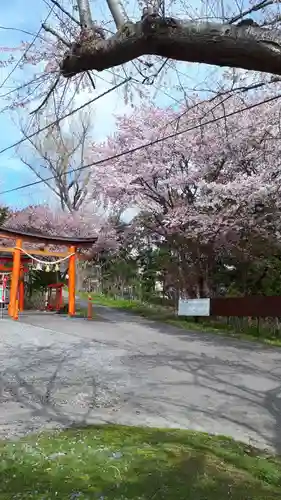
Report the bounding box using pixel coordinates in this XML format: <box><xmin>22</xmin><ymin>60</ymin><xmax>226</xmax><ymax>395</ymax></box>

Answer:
<box><xmin>66</xmin><ymin>74</ymin><xmax>136</xmax><ymax>141</ymax></box>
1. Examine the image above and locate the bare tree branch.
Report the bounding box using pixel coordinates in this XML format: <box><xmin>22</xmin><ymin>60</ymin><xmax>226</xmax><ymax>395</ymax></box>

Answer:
<box><xmin>41</xmin><ymin>22</ymin><xmax>96</xmax><ymax>98</ymax></box>
<box><xmin>59</xmin><ymin>17</ymin><xmax>281</xmax><ymax>77</ymax></box>
<box><xmin>76</xmin><ymin>0</ymin><xmax>93</xmax><ymax>29</ymax></box>
<box><xmin>48</xmin><ymin>0</ymin><xmax>81</xmax><ymax>26</ymax></box>
<box><xmin>263</xmin><ymin>15</ymin><xmax>281</xmax><ymax>26</ymax></box>
<box><xmin>87</xmin><ymin>71</ymin><xmax>96</xmax><ymax>90</ymax></box>
<box><xmin>106</xmin><ymin>0</ymin><xmax>126</xmax><ymax>29</ymax></box>
<box><xmin>18</xmin><ymin>110</ymin><xmax>95</xmax><ymax>213</ymax></box>
<box><xmin>30</xmin><ymin>75</ymin><xmax>60</xmax><ymax>115</ymax></box>
<box><xmin>42</xmin><ymin>23</ymin><xmax>71</xmax><ymax>47</ymax></box>
<box><xmin>229</xmin><ymin>0</ymin><xmax>277</xmax><ymax>24</ymax></box>
<box><xmin>20</xmin><ymin>157</ymin><xmax>60</xmax><ymax>198</ymax></box>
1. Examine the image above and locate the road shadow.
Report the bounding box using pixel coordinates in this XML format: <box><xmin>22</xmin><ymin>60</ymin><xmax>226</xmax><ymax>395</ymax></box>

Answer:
<box><xmin>91</xmin><ymin>304</ymin><xmax>281</xmax><ymax>354</ymax></box>
<box><xmin>20</xmin><ymin>305</ymin><xmax>280</xmax><ymax>355</ymax></box>
<box><xmin>0</xmin><ymin>339</ymin><xmax>121</xmax><ymax>438</ymax></box>
<box><xmin>123</xmin><ymin>349</ymin><xmax>281</xmax><ymax>453</ymax></box>
<box><xmin>4</xmin><ymin>306</ymin><xmax>281</xmax><ymax>454</ymax></box>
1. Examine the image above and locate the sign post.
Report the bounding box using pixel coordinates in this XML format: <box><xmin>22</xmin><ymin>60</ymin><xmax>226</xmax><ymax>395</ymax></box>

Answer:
<box><xmin>178</xmin><ymin>298</ymin><xmax>210</xmax><ymax>317</ymax></box>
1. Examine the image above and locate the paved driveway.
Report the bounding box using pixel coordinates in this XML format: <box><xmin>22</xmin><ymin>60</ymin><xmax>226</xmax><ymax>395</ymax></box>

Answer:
<box><xmin>1</xmin><ymin>306</ymin><xmax>281</xmax><ymax>452</ymax></box>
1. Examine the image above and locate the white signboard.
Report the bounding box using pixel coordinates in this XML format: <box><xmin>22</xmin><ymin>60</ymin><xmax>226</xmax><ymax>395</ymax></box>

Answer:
<box><xmin>178</xmin><ymin>298</ymin><xmax>210</xmax><ymax>317</ymax></box>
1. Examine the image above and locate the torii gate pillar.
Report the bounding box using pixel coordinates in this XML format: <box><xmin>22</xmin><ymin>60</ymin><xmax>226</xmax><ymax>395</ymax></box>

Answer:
<box><xmin>68</xmin><ymin>246</ymin><xmax>76</xmax><ymax>316</ymax></box>
<box><xmin>8</xmin><ymin>238</ymin><xmax>22</xmax><ymax>319</ymax></box>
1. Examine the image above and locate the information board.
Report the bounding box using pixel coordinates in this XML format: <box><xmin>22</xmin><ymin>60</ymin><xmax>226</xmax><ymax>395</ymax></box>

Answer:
<box><xmin>178</xmin><ymin>298</ymin><xmax>210</xmax><ymax>317</ymax></box>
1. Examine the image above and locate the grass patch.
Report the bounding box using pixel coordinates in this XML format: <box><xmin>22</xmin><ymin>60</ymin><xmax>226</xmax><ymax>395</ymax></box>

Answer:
<box><xmin>1</xmin><ymin>424</ymin><xmax>281</xmax><ymax>499</ymax></box>
<box><xmin>79</xmin><ymin>293</ymin><xmax>281</xmax><ymax>347</ymax></box>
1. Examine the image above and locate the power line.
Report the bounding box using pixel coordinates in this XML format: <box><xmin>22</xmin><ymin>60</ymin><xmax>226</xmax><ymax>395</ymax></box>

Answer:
<box><xmin>1</xmin><ymin>91</ymin><xmax>279</xmax><ymax>197</ymax></box>
<box><xmin>0</xmin><ymin>63</ymin><xmax>180</xmax><ymax>113</ymax></box>
<box><xmin>0</xmin><ymin>25</ymin><xmax>53</xmax><ymax>42</ymax></box>
<box><xmin>0</xmin><ymin>71</ymin><xmax>58</xmax><ymax>101</ymax></box>
<box><xmin>0</xmin><ymin>5</ymin><xmax>55</xmax><ymax>91</ymax></box>
<box><xmin>0</xmin><ymin>67</ymin><xmax>229</xmax><ymax>155</ymax></box>
<box><xmin>0</xmin><ymin>78</ymin><xmax>130</xmax><ymax>156</ymax></box>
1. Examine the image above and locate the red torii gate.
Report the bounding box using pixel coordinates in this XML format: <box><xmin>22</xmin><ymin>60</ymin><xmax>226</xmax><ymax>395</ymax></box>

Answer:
<box><xmin>0</xmin><ymin>257</ymin><xmax>30</xmax><ymax>312</ymax></box>
<box><xmin>0</xmin><ymin>228</ymin><xmax>97</xmax><ymax>320</ymax></box>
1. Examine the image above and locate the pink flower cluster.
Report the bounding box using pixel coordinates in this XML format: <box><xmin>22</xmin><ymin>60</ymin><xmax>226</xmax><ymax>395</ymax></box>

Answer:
<box><xmin>1</xmin><ymin>205</ymin><xmax>118</xmax><ymax>255</ymax></box>
<box><xmin>88</xmin><ymin>93</ymin><xmax>281</xmax><ymax>258</ymax></box>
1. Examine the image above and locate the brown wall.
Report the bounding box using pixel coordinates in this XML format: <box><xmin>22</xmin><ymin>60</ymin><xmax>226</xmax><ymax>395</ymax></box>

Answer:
<box><xmin>210</xmin><ymin>296</ymin><xmax>281</xmax><ymax>317</ymax></box>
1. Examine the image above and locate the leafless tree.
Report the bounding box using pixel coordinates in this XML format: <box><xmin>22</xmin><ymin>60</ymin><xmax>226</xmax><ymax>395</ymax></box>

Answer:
<box><xmin>18</xmin><ymin>109</ymin><xmax>94</xmax><ymax>213</ymax></box>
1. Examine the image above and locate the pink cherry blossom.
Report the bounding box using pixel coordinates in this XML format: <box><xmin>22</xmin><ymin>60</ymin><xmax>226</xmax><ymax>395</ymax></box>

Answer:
<box><xmin>1</xmin><ymin>205</ymin><xmax>118</xmax><ymax>255</ymax></box>
<box><xmin>88</xmin><ymin>93</ymin><xmax>281</xmax><ymax>265</ymax></box>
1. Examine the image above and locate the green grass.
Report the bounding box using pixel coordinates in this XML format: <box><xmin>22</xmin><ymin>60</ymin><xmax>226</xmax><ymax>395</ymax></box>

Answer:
<box><xmin>79</xmin><ymin>292</ymin><xmax>281</xmax><ymax>347</ymax></box>
<box><xmin>1</xmin><ymin>425</ymin><xmax>281</xmax><ymax>499</ymax></box>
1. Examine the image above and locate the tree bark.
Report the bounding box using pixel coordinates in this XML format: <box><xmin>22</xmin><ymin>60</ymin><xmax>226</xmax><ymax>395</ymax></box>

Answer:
<box><xmin>60</xmin><ymin>17</ymin><xmax>281</xmax><ymax>77</ymax></box>
<box><xmin>106</xmin><ymin>0</ymin><xmax>125</xmax><ymax>29</ymax></box>
<box><xmin>76</xmin><ymin>260</ymin><xmax>87</xmax><ymax>291</ymax></box>
<box><xmin>76</xmin><ymin>0</ymin><xmax>93</xmax><ymax>29</ymax></box>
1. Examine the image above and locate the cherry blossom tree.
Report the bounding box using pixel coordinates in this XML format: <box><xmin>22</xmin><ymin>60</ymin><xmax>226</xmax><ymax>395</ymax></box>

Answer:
<box><xmin>88</xmin><ymin>92</ymin><xmax>281</xmax><ymax>296</ymax></box>
<box><xmin>4</xmin><ymin>0</ymin><xmax>281</xmax><ymax>121</ymax></box>
<box><xmin>2</xmin><ymin>205</ymin><xmax>118</xmax><ymax>255</ymax></box>
<box><xmin>3</xmin><ymin>2</ymin><xmax>281</xmax><ymax>299</ymax></box>
<box><xmin>60</xmin><ymin>0</ymin><xmax>281</xmax><ymax>77</ymax></box>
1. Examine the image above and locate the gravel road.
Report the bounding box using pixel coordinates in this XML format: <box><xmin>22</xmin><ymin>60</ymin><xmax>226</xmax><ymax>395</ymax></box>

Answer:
<box><xmin>1</xmin><ymin>306</ymin><xmax>281</xmax><ymax>452</ymax></box>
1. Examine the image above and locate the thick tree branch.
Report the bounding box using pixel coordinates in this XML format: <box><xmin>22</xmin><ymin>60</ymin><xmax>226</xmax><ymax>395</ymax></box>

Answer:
<box><xmin>76</xmin><ymin>0</ymin><xmax>93</xmax><ymax>29</ymax></box>
<box><xmin>60</xmin><ymin>17</ymin><xmax>281</xmax><ymax>77</ymax></box>
<box><xmin>76</xmin><ymin>0</ymin><xmax>105</xmax><ymax>40</ymax></box>
<box><xmin>106</xmin><ymin>0</ymin><xmax>126</xmax><ymax>29</ymax></box>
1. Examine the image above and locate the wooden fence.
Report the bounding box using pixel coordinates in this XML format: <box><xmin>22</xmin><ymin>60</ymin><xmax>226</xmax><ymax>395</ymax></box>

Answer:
<box><xmin>210</xmin><ymin>296</ymin><xmax>281</xmax><ymax>318</ymax></box>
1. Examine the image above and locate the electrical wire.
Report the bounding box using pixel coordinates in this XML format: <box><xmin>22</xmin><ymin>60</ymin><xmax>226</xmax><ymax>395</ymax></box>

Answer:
<box><xmin>0</xmin><ymin>61</ymin><xmax>263</xmax><ymax>159</ymax></box>
<box><xmin>0</xmin><ymin>4</ymin><xmax>55</xmax><ymax>91</ymax></box>
<box><xmin>1</xmin><ymin>91</ymin><xmax>280</xmax><ymax>197</ymax></box>
<box><xmin>0</xmin><ymin>78</ymin><xmax>130</xmax><ymax>156</ymax></box>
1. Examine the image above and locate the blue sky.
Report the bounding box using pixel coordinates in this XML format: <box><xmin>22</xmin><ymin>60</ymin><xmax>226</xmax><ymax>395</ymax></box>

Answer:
<box><xmin>0</xmin><ymin>0</ymin><xmax>212</xmax><ymax>210</ymax></box>
<box><xmin>0</xmin><ymin>0</ymin><xmax>52</xmax><ymax>207</ymax></box>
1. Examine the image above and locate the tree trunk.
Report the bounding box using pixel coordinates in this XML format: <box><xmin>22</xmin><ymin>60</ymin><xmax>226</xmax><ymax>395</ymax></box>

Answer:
<box><xmin>61</xmin><ymin>18</ymin><xmax>281</xmax><ymax>77</ymax></box>
<box><xmin>198</xmin><ymin>275</ymin><xmax>211</xmax><ymax>298</ymax></box>
<box><xmin>76</xmin><ymin>261</ymin><xmax>86</xmax><ymax>291</ymax></box>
